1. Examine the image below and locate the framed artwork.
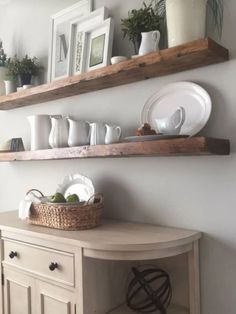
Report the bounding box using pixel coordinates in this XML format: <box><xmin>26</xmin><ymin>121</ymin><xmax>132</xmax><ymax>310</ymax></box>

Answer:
<box><xmin>48</xmin><ymin>0</ymin><xmax>92</xmax><ymax>82</ymax></box>
<box><xmin>82</xmin><ymin>18</ymin><xmax>114</xmax><ymax>73</ymax></box>
<box><xmin>68</xmin><ymin>7</ymin><xmax>108</xmax><ymax>75</ymax></box>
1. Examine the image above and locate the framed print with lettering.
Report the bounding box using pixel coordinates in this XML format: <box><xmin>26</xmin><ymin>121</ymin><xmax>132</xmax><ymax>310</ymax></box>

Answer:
<box><xmin>48</xmin><ymin>0</ymin><xmax>92</xmax><ymax>82</ymax></box>
<box><xmin>68</xmin><ymin>7</ymin><xmax>108</xmax><ymax>75</ymax></box>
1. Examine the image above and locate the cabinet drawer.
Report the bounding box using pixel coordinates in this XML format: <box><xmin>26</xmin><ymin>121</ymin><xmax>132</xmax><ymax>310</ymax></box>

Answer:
<box><xmin>3</xmin><ymin>239</ymin><xmax>74</xmax><ymax>286</ymax></box>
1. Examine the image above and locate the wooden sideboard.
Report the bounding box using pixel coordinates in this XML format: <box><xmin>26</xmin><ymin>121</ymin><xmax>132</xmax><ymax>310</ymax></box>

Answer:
<box><xmin>0</xmin><ymin>211</ymin><xmax>201</xmax><ymax>314</ymax></box>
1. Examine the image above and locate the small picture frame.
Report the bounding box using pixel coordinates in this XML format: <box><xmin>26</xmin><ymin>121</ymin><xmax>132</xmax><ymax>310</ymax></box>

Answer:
<box><xmin>69</xmin><ymin>7</ymin><xmax>108</xmax><ymax>75</ymax></box>
<box><xmin>48</xmin><ymin>0</ymin><xmax>92</xmax><ymax>82</ymax></box>
<box><xmin>83</xmin><ymin>18</ymin><xmax>114</xmax><ymax>72</ymax></box>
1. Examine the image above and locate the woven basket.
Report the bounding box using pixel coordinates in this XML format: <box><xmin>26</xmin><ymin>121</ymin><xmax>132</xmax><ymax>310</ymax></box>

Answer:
<box><xmin>27</xmin><ymin>189</ymin><xmax>103</xmax><ymax>231</ymax></box>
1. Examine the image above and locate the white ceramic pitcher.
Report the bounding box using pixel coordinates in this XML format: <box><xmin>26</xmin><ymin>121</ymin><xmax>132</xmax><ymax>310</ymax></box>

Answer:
<box><xmin>90</xmin><ymin>122</ymin><xmax>106</xmax><ymax>145</ymax></box>
<box><xmin>27</xmin><ymin>114</ymin><xmax>51</xmax><ymax>151</ymax></box>
<box><xmin>67</xmin><ymin>118</ymin><xmax>90</xmax><ymax>147</ymax></box>
<box><xmin>105</xmin><ymin>124</ymin><xmax>121</xmax><ymax>144</ymax></box>
<box><xmin>49</xmin><ymin>115</ymin><xmax>69</xmax><ymax>148</ymax></box>
<box><xmin>155</xmin><ymin>106</ymin><xmax>186</xmax><ymax>135</ymax></box>
<box><xmin>139</xmin><ymin>30</ymin><xmax>160</xmax><ymax>56</ymax></box>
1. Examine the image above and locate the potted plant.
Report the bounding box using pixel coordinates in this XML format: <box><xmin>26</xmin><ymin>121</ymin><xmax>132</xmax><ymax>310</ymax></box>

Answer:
<box><xmin>0</xmin><ymin>40</ymin><xmax>7</xmax><ymax>95</ymax></box>
<box><xmin>4</xmin><ymin>56</ymin><xmax>18</xmax><ymax>94</ymax></box>
<box><xmin>153</xmin><ymin>0</ymin><xmax>224</xmax><ymax>47</ymax></box>
<box><xmin>121</xmin><ymin>2</ymin><xmax>163</xmax><ymax>54</ymax></box>
<box><xmin>16</xmin><ymin>55</ymin><xmax>42</xmax><ymax>86</ymax></box>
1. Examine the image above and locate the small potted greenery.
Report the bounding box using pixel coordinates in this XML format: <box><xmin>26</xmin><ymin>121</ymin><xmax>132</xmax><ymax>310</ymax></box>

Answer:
<box><xmin>121</xmin><ymin>2</ymin><xmax>163</xmax><ymax>54</ymax></box>
<box><xmin>6</xmin><ymin>55</ymin><xmax>42</xmax><ymax>87</ymax></box>
<box><xmin>4</xmin><ymin>56</ymin><xmax>18</xmax><ymax>94</ymax></box>
<box><xmin>0</xmin><ymin>40</ymin><xmax>7</xmax><ymax>95</ymax></box>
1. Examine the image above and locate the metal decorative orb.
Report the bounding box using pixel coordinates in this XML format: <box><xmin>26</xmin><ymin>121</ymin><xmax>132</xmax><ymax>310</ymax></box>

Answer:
<box><xmin>126</xmin><ymin>265</ymin><xmax>172</xmax><ymax>314</ymax></box>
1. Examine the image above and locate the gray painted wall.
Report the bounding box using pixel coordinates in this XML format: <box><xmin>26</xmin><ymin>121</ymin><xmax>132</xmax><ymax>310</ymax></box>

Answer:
<box><xmin>0</xmin><ymin>0</ymin><xmax>235</xmax><ymax>313</ymax></box>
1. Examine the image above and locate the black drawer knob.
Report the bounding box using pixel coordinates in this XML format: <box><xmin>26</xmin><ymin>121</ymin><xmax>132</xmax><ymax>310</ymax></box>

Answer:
<box><xmin>49</xmin><ymin>262</ymin><xmax>58</xmax><ymax>271</ymax></box>
<box><xmin>9</xmin><ymin>251</ymin><xmax>17</xmax><ymax>259</ymax></box>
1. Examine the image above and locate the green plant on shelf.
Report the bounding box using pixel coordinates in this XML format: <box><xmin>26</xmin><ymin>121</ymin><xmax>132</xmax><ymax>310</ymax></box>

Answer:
<box><xmin>121</xmin><ymin>2</ymin><xmax>163</xmax><ymax>54</ymax></box>
<box><xmin>5</xmin><ymin>55</ymin><xmax>42</xmax><ymax>85</ymax></box>
<box><xmin>0</xmin><ymin>40</ymin><xmax>7</xmax><ymax>67</ymax></box>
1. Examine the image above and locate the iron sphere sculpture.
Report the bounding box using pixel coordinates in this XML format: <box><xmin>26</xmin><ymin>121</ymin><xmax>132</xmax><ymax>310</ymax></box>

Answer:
<box><xmin>126</xmin><ymin>265</ymin><xmax>172</xmax><ymax>314</ymax></box>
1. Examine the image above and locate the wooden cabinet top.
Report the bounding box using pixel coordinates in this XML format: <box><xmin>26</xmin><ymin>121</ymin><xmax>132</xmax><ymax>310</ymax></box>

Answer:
<box><xmin>0</xmin><ymin>211</ymin><xmax>201</xmax><ymax>255</ymax></box>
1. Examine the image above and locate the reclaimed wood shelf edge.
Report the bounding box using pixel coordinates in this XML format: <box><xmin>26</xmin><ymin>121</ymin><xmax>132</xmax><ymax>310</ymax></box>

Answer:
<box><xmin>0</xmin><ymin>137</ymin><xmax>230</xmax><ymax>162</ymax></box>
<box><xmin>0</xmin><ymin>38</ymin><xmax>229</xmax><ymax>110</ymax></box>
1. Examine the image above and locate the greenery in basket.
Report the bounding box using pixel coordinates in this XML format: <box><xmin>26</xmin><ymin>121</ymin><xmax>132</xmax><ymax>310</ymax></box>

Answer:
<box><xmin>50</xmin><ymin>192</ymin><xmax>80</xmax><ymax>204</ymax></box>
<box><xmin>5</xmin><ymin>55</ymin><xmax>42</xmax><ymax>82</ymax></box>
<box><xmin>152</xmin><ymin>0</ymin><xmax>224</xmax><ymax>38</ymax></box>
<box><xmin>121</xmin><ymin>2</ymin><xmax>163</xmax><ymax>54</ymax></box>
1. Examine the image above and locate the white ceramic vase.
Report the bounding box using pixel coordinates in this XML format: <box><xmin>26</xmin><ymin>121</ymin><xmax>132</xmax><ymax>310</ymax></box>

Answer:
<box><xmin>27</xmin><ymin>115</ymin><xmax>51</xmax><ymax>151</ymax></box>
<box><xmin>0</xmin><ymin>67</ymin><xmax>6</xmax><ymax>96</ymax></box>
<box><xmin>4</xmin><ymin>80</ymin><xmax>16</xmax><ymax>95</ymax></box>
<box><xmin>49</xmin><ymin>116</ymin><xmax>69</xmax><ymax>148</ymax></box>
<box><xmin>105</xmin><ymin>124</ymin><xmax>122</xmax><ymax>144</ymax></box>
<box><xmin>166</xmin><ymin>0</ymin><xmax>207</xmax><ymax>47</ymax></box>
<box><xmin>67</xmin><ymin>118</ymin><xmax>90</xmax><ymax>147</ymax></box>
<box><xmin>139</xmin><ymin>31</ymin><xmax>160</xmax><ymax>56</ymax></box>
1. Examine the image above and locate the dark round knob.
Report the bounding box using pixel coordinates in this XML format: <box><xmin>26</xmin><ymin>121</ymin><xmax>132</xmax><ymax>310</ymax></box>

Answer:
<box><xmin>9</xmin><ymin>251</ymin><xmax>17</xmax><ymax>259</ymax></box>
<box><xmin>49</xmin><ymin>262</ymin><xmax>58</xmax><ymax>271</ymax></box>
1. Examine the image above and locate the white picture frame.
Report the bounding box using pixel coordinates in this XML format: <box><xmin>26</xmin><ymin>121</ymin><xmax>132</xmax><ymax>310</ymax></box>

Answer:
<box><xmin>48</xmin><ymin>0</ymin><xmax>92</xmax><ymax>82</ymax></box>
<box><xmin>83</xmin><ymin>18</ymin><xmax>114</xmax><ymax>73</ymax></box>
<box><xmin>69</xmin><ymin>7</ymin><xmax>108</xmax><ymax>75</ymax></box>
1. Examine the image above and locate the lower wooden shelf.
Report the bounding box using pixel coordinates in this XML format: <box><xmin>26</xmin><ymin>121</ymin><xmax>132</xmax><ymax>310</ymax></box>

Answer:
<box><xmin>0</xmin><ymin>137</ymin><xmax>230</xmax><ymax>161</ymax></box>
<box><xmin>109</xmin><ymin>303</ymin><xmax>188</xmax><ymax>314</ymax></box>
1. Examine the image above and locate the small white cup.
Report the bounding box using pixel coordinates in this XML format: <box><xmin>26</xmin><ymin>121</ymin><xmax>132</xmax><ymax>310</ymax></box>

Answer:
<box><xmin>111</xmin><ymin>56</ymin><xmax>128</xmax><ymax>65</ymax></box>
<box><xmin>23</xmin><ymin>84</ymin><xmax>33</xmax><ymax>89</ymax></box>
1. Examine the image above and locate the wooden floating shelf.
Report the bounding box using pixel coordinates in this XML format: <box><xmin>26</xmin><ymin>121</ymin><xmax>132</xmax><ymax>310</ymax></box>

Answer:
<box><xmin>110</xmin><ymin>303</ymin><xmax>188</xmax><ymax>314</ymax></box>
<box><xmin>0</xmin><ymin>137</ymin><xmax>230</xmax><ymax>162</ymax></box>
<box><xmin>0</xmin><ymin>38</ymin><xmax>229</xmax><ymax>110</ymax></box>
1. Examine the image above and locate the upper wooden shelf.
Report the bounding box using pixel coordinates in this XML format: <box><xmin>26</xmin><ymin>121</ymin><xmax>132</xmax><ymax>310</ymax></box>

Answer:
<box><xmin>0</xmin><ymin>38</ymin><xmax>229</xmax><ymax>110</ymax></box>
<box><xmin>0</xmin><ymin>137</ymin><xmax>230</xmax><ymax>162</ymax></box>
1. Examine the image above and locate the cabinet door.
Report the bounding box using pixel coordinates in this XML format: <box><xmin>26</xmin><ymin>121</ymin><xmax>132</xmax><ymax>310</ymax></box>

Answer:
<box><xmin>36</xmin><ymin>281</ymin><xmax>76</xmax><ymax>314</ymax></box>
<box><xmin>4</xmin><ymin>269</ymin><xmax>34</xmax><ymax>314</ymax></box>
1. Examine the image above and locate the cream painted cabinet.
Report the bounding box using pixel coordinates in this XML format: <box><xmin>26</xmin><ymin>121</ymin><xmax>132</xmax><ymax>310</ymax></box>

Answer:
<box><xmin>0</xmin><ymin>211</ymin><xmax>202</xmax><ymax>314</ymax></box>
<box><xmin>3</xmin><ymin>268</ymin><xmax>76</xmax><ymax>314</ymax></box>
<box><xmin>35</xmin><ymin>281</ymin><xmax>76</xmax><ymax>314</ymax></box>
<box><xmin>4</xmin><ymin>269</ymin><xmax>34</xmax><ymax>314</ymax></box>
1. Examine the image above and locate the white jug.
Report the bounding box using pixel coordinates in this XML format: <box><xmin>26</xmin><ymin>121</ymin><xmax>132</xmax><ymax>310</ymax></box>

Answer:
<box><xmin>105</xmin><ymin>124</ymin><xmax>121</xmax><ymax>144</ymax></box>
<box><xmin>67</xmin><ymin>118</ymin><xmax>90</xmax><ymax>147</ymax></box>
<box><xmin>27</xmin><ymin>115</ymin><xmax>51</xmax><ymax>151</ymax></box>
<box><xmin>139</xmin><ymin>31</ymin><xmax>160</xmax><ymax>56</ymax></box>
<box><xmin>90</xmin><ymin>122</ymin><xmax>106</xmax><ymax>145</ymax></box>
<box><xmin>49</xmin><ymin>115</ymin><xmax>69</xmax><ymax>148</ymax></box>
<box><xmin>155</xmin><ymin>107</ymin><xmax>186</xmax><ymax>135</ymax></box>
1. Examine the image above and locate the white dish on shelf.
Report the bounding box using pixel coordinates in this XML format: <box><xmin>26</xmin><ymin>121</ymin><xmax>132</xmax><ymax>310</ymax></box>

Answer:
<box><xmin>124</xmin><ymin>134</ymin><xmax>188</xmax><ymax>142</ymax></box>
<box><xmin>57</xmin><ymin>174</ymin><xmax>95</xmax><ymax>202</ymax></box>
<box><xmin>141</xmin><ymin>82</ymin><xmax>212</xmax><ymax>136</ymax></box>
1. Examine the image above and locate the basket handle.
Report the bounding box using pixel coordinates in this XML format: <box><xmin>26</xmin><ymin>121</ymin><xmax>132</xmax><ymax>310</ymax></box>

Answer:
<box><xmin>26</xmin><ymin>189</ymin><xmax>44</xmax><ymax>198</ymax></box>
<box><xmin>86</xmin><ymin>193</ymin><xmax>103</xmax><ymax>205</ymax></box>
